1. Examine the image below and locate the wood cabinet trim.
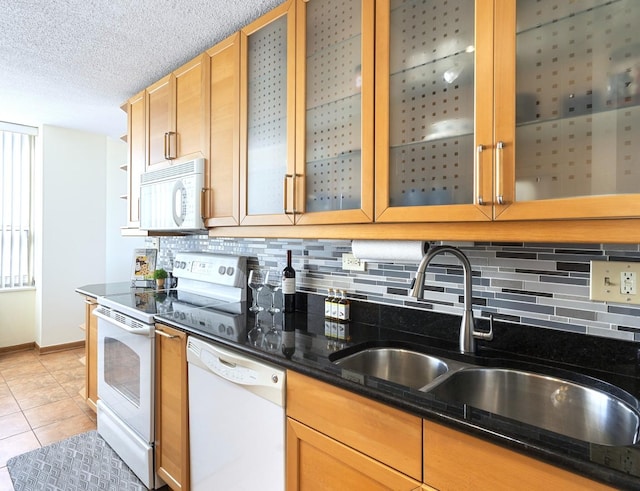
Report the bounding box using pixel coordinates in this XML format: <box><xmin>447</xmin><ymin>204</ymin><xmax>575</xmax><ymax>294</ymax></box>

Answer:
<box><xmin>209</xmin><ymin>217</ymin><xmax>640</xmax><ymax>243</ymax></box>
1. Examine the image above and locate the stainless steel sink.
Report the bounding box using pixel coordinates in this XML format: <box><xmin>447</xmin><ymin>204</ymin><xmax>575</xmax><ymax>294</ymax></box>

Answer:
<box><xmin>428</xmin><ymin>367</ymin><xmax>640</xmax><ymax>446</ymax></box>
<box><xmin>332</xmin><ymin>347</ymin><xmax>452</xmax><ymax>390</ymax></box>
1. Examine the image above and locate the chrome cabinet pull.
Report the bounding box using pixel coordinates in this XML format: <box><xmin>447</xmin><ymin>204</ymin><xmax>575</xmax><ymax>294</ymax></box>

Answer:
<box><xmin>164</xmin><ymin>132</ymin><xmax>176</xmax><ymax>160</ymax></box>
<box><xmin>201</xmin><ymin>188</ymin><xmax>209</xmax><ymax>221</ymax></box>
<box><xmin>476</xmin><ymin>144</ymin><xmax>485</xmax><ymax>205</ymax></box>
<box><xmin>283</xmin><ymin>174</ymin><xmax>294</xmax><ymax>214</ymax></box>
<box><xmin>496</xmin><ymin>141</ymin><xmax>504</xmax><ymax>205</ymax></box>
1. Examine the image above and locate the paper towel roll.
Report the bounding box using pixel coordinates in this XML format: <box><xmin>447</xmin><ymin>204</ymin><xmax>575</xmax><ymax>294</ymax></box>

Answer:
<box><xmin>352</xmin><ymin>240</ymin><xmax>427</xmax><ymax>263</ymax></box>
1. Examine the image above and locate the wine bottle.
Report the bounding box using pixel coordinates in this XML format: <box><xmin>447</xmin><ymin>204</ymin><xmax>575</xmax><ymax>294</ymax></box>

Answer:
<box><xmin>282</xmin><ymin>250</ymin><xmax>296</xmax><ymax>312</ymax></box>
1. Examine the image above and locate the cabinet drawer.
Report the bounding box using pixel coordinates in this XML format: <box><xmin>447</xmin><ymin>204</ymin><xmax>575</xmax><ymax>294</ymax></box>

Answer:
<box><xmin>286</xmin><ymin>371</ymin><xmax>422</xmax><ymax>480</ymax></box>
<box><xmin>287</xmin><ymin>418</ymin><xmax>421</xmax><ymax>490</ymax></box>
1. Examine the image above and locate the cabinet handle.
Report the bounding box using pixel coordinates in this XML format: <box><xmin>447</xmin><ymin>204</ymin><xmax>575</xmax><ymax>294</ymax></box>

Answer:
<box><xmin>201</xmin><ymin>188</ymin><xmax>209</xmax><ymax>221</ymax></box>
<box><xmin>155</xmin><ymin>329</ymin><xmax>177</xmax><ymax>339</ymax></box>
<box><xmin>496</xmin><ymin>141</ymin><xmax>505</xmax><ymax>205</ymax></box>
<box><xmin>164</xmin><ymin>132</ymin><xmax>176</xmax><ymax>160</ymax></box>
<box><xmin>476</xmin><ymin>144</ymin><xmax>485</xmax><ymax>205</ymax></box>
<box><xmin>283</xmin><ymin>174</ymin><xmax>294</xmax><ymax>215</ymax></box>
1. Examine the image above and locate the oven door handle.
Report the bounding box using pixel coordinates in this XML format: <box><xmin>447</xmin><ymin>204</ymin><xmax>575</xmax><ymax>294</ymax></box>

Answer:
<box><xmin>93</xmin><ymin>309</ymin><xmax>153</xmax><ymax>335</ymax></box>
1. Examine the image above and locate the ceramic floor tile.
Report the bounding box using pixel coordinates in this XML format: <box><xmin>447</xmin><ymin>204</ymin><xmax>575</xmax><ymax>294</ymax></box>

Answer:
<box><xmin>13</xmin><ymin>384</ymin><xmax>70</xmax><ymax>411</ymax></box>
<box><xmin>0</xmin><ymin>361</ymin><xmax>48</xmax><ymax>382</ymax></box>
<box><xmin>0</xmin><ymin>395</ymin><xmax>20</xmax><ymax>418</ymax></box>
<box><xmin>0</xmin><ymin>466</ymin><xmax>12</xmax><ymax>490</ymax></box>
<box><xmin>23</xmin><ymin>398</ymin><xmax>83</xmax><ymax>429</ymax></box>
<box><xmin>0</xmin><ymin>350</ymin><xmax>38</xmax><ymax>371</ymax></box>
<box><xmin>6</xmin><ymin>372</ymin><xmax>58</xmax><ymax>392</ymax></box>
<box><xmin>50</xmin><ymin>367</ymin><xmax>86</xmax><ymax>398</ymax></box>
<box><xmin>0</xmin><ymin>383</ymin><xmax>11</xmax><ymax>399</ymax></box>
<box><xmin>49</xmin><ymin>365</ymin><xmax>85</xmax><ymax>385</ymax></box>
<box><xmin>72</xmin><ymin>394</ymin><xmax>97</xmax><ymax>421</ymax></box>
<box><xmin>0</xmin><ymin>412</ymin><xmax>30</xmax><ymax>440</ymax></box>
<box><xmin>39</xmin><ymin>351</ymin><xmax>85</xmax><ymax>372</ymax></box>
<box><xmin>0</xmin><ymin>430</ymin><xmax>40</xmax><ymax>467</ymax></box>
<box><xmin>33</xmin><ymin>412</ymin><xmax>96</xmax><ymax>447</ymax></box>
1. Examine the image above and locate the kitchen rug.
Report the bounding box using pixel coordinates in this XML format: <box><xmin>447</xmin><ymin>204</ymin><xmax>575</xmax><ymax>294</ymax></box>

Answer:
<box><xmin>6</xmin><ymin>430</ymin><xmax>146</xmax><ymax>490</ymax></box>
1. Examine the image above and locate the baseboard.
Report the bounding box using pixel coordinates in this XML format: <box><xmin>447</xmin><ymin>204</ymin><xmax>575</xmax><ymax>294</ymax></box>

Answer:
<box><xmin>36</xmin><ymin>340</ymin><xmax>85</xmax><ymax>355</ymax></box>
<box><xmin>0</xmin><ymin>342</ymin><xmax>36</xmax><ymax>354</ymax></box>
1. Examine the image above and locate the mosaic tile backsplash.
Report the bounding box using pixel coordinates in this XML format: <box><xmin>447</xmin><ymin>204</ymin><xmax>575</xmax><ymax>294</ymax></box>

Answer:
<box><xmin>151</xmin><ymin>236</ymin><xmax>640</xmax><ymax>342</ymax></box>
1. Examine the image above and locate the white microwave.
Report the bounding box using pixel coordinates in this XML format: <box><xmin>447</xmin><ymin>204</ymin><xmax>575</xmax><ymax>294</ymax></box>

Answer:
<box><xmin>140</xmin><ymin>158</ymin><xmax>205</xmax><ymax>232</ymax></box>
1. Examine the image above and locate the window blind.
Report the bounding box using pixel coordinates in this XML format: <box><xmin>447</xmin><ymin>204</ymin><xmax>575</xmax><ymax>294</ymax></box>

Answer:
<box><xmin>1</xmin><ymin>123</ymin><xmax>36</xmax><ymax>289</ymax></box>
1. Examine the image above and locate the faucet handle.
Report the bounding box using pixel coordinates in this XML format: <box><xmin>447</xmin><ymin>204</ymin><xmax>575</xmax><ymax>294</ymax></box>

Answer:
<box><xmin>473</xmin><ymin>314</ymin><xmax>494</xmax><ymax>341</ymax></box>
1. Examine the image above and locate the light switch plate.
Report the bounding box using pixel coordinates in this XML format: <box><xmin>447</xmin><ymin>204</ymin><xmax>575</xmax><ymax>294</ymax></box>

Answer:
<box><xmin>590</xmin><ymin>260</ymin><xmax>640</xmax><ymax>304</ymax></box>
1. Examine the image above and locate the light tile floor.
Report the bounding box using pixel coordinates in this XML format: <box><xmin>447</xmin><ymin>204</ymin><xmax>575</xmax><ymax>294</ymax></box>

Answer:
<box><xmin>0</xmin><ymin>348</ymin><xmax>96</xmax><ymax>490</ymax></box>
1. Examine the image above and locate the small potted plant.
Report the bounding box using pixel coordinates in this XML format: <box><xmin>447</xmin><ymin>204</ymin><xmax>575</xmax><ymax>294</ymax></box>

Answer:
<box><xmin>153</xmin><ymin>268</ymin><xmax>168</xmax><ymax>289</ymax></box>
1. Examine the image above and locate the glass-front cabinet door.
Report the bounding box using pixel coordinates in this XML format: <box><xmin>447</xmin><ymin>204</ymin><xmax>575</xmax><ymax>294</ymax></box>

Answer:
<box><xmin>240</xmin><ymin>0</ymin><xmax>296</xmax><ymax>226</ymax></box>
<box><xmin>294</xmin><ymin>0</ymin><xmax>374</xmax><ymax>225</ymax></box>
<box><xmin>375</xmin><ymin>0</ymin><xmax>494</xmax><ymax>222</ymax></box>
<box><xmin>494</xmin><ymin>0</ymin><xmax>640</xmax><ymax>220</ymax></box>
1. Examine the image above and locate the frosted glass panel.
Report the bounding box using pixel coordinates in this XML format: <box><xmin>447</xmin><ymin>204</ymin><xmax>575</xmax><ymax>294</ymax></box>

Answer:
<box><xmin>387</xmin><ymin>0</ymin><xmax>475</xmax><ymax>208</ymax></box>
<box><xmin>247</xmin><ymin>16</ymin><xmax>288</xmax><ymax>216</ymax></box>
<box><xmin>515</xmin><ymin>0</ymin><xmax>640</xmax><ymax>201</ymax></box>
<box><xmin>304</xmin><ymin>0</ymin><xmax>362</xmax><ymax>212</ymax></box>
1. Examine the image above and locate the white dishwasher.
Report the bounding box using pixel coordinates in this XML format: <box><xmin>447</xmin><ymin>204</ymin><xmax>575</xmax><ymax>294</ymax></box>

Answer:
<box><xmin>186</xmin><ymin>336</ymin><xmax>286</xmax><ymax>491</ymax></box>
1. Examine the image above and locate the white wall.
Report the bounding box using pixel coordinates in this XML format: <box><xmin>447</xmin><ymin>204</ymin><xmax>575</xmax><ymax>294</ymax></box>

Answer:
<box><xmin>32</xmin><ymin>125</ymin><xmax>142</xmax><ymax>349</ymax></box>
<box><xmin>0</xmin><ymin>290</ymin><xmax>36</xmax><ymax>347</ymax></box>
<box><xmin>105</xmin><ymin>137</ymin><xmax>145</xmax><ymax>282</ymax></box>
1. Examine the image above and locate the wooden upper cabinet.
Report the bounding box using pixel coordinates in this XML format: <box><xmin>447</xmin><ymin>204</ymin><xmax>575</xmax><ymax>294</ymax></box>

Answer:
<box><xmin>239</xmin><ymin>0</ymin><xmax>297</xmax><ymax>226</ymax></box>
<box><xmin>147</xmin><ymin>74</ymin><xmax>173</xmax><ymax>166</ymax></box>
<box><xmin>375</xmin><ymin>0</ymin><xmax>640</xmax><ymax>224</ymax></box>
<box><xmin>147</xmin><ymin>54</ymin><xmax>209</xmax><ymax>167</ymax></box>
<box><xmin>126</xmin><ymin>90</ymin><xmax>146</xmax><ymax>227</ymax></box>
<box><xmin>205</xmin><ymin>33</ymin><xmax>241</xmax><ymax>227</ymax></box>
<box><xmin>494</xmin><ymin>0</ymin><xmax>640</xmax><ymax>221</ymax></box>
<box><xmin>294</xmin><ymin>0</ymin><xmax>375</xmax><ymax>225</ymax></box>
<box><xmin>375</xmin><ymin>0</ymin><xmax>494</xmax><ymax>223</ymax></box>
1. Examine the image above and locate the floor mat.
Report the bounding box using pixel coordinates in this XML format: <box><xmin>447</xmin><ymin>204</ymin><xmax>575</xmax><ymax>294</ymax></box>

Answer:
<box><xmin>6</xmin><ymin>430</ymin><xmax>146</xmax><ymax>490</ymax></box>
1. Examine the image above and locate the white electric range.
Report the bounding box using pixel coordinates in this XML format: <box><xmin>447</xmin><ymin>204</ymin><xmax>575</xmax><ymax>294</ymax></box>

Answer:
<box><xmin>93</xmin><ymin>252</ymin><xmax>246</xmax><ymax>489</ymax></box>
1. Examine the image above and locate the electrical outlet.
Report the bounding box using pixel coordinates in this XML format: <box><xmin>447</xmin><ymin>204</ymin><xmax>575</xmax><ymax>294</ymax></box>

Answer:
<box><xmin>590</xmin><ymin>261</ymin><xmax>640</xmax><ymax>304</ymax></box>
<box><xmin>342</xmin><ymin>253</ymin><xmax>366</xmax><ymax>271</ymax></box>
<box><xmin>621</xmin><ymin>272</ymin><xmax>637</xmax><ymax>295</ymax></box>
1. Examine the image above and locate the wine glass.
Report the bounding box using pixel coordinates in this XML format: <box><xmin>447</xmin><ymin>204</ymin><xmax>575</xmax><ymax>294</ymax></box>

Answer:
<box><xmin>248</xmin><ymin>269</ymin><xmax>266</xmax><ymax>312</ymax></box>
<box><xmin>264</xmin><ymin>270</ymin><xmax>282</xmax><ymax>314</ymax></box>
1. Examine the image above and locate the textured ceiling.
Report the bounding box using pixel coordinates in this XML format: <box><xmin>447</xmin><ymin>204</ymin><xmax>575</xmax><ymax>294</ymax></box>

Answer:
<box><xmin>0</xmin><ymin>0</ymin><xmax>285</xmax><ymax>139</ymax></box>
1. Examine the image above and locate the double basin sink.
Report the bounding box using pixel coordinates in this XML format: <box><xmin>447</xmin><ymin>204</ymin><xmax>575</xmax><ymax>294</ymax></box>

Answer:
<box><xmin>330</xmin><ymin>346</ymin><xmax>640</xmax><ymax>447</ymax></box>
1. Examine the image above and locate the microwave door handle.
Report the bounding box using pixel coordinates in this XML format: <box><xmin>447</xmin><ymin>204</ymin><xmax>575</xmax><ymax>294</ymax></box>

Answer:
<box><xmin>172</xmin><ymin>181</ymin><xmax>186</xmax><ymax>227</ymax></box>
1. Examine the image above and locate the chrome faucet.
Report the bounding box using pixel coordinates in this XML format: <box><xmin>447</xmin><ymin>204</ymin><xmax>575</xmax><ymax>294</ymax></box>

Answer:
<box><xmin>410</xmin><ymin>245</ymin><xmax>492</xmax><ymax>354</ymax></box>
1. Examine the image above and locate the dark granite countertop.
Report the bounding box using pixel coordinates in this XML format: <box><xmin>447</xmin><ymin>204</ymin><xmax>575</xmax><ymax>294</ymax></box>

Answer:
<box><xmin>82</xmin><ymin>283</ymin><xmax>640</xmax><ymax>489</ymax></box>
<box><xmin>75</xmin><ymin>282</ymin><xmax>136</xmax><ymax>298</ymax></box>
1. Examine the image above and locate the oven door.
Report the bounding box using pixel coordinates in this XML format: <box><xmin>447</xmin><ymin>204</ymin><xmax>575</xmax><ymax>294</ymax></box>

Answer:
<box><xmin>95</xmin><ymin>310</ymin><xmax>154</xmax><ymax>442</ymax></box>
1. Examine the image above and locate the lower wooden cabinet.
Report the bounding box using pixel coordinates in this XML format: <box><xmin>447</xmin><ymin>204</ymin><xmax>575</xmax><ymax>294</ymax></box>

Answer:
<box><xmin>154</xmin><ymin>324</ymin><xmax>189</xmax><ymax>491</ymax></box>
<box><xmin>287</xmin><ymin>418</ymin><xmax>421</xmax><ymax>490</ymax></box>
<box><xmin>286</xmin><ymin>371</ymin><xmax>422</xmax><ymax>490</ymax></box>
<box><xmin>423</xmin><ymin>420</ymin><xmax>615</xmax><ymax>491</ymax></box>
<box><xmin>83</xmin><ymin>296</ymin><xmax>98</xmax><ymax>412</ymax></box>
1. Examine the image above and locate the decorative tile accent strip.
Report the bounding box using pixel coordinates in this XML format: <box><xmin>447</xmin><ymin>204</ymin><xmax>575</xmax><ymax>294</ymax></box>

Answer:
<box><xmin>151</xmin><ymin>237</ymin><xmax>640</xmax><ymax>342</ymax></box>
